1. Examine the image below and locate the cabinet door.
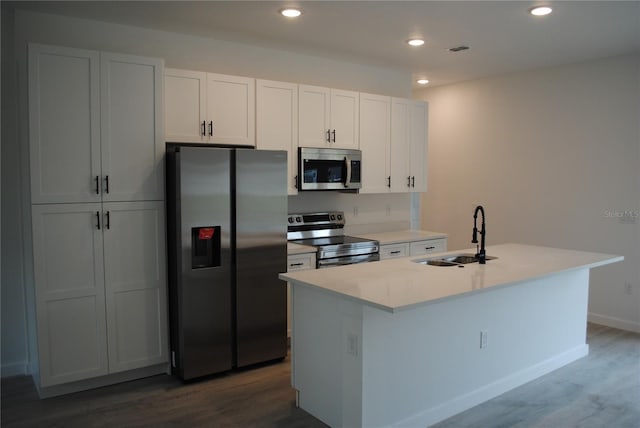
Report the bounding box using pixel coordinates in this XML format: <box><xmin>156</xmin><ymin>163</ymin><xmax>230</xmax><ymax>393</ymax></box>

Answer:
<box><xmin>164</xmin><ymin>69</ymin><xmax>207</xmax><ymax>143</ymax></box>
<box><xmin>330</xmin><ymin>89</ymin><xmax>360</xmax><ymax>150</ymax></box>
<box><xmin>409</xmin><ymin>238</ymin><xmax>447</xmax><ymax>256</ymax></box>
<box><xmin>390</xmin><ymin>98</ymin><xmax>411</xmax><ymax>193</ymax></box>
<box><xmin>206</xmin><ymin>73</ymin><xmax>255</xmax><ymax>146</ymax></box>
<box><xmin>28</xmin><ymin>44</ymin><xmax>101</xmax><ymax>204</ymax></box>
<box><xmin>100</xmin><ymin>53</ymin><xmax>165</xmax><ymax>202</ymax></box>
<box><xmin>256</xmin><ymin>79</ymin><xmax>298</xmax><ymax>194</ymax></box>
<box><xmin>102</xmin><ymin>201</ymin><xmax>168</xmax><ymax>373</ymax></box>
<box><xmin>299</xmin><ymin>84</ymin><xmax>331</xmax><ymax>148</ymax></box>
<box><xmin>286</xmin><ymin>252</ymin><xmax>316</xmax><ymax>339</ymax></box>
<box><xmin>32</xmin><ymin>203</ymin><xmax>108</xmax><ymax>387</ymax></box>
<box><xmin>380</xmin><ymin>243</ymin><xmax>409</xmax><ymax>260</ymax></box>
<box><xmin>410</xmin><ymin>101</ymin><xmax>428</xmax><ymax>193</ymax></box>
<box><xmin>359</xmin><ymin>93</ymin><xmax>391</xmax><ymax>194</ymax></box>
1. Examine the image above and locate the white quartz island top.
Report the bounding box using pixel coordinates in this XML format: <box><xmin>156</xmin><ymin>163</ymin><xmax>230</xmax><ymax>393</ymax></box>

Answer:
<box><xmin>280</xmin><ymin>243</ymin><xmax>623</xmax><ymax>313</ymax></box>
<box><xmin>352</xmin><ymin>229</ymin><xmax>447</xmax><ymax>245</ymax></box>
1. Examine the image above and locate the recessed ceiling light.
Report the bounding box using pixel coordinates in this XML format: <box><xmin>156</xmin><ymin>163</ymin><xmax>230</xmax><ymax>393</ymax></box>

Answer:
<box><xmin>529</xmin><ymin>6</ymin><xmax>552</xmax><ymax>16</ymax></box>
<box><xmin>280</xmin><ymin>8</ymin><xmax>302</xmax><ymax>18</ymax></box>
<box><xmin>407</xmin><ymin>38</ymin><xmax>425</xmax><ymax>47</ymax></box>
<box><xmin>417</xmin><ymin>79</ymin><xmax>430</xmax><ymax>85</ymax></box>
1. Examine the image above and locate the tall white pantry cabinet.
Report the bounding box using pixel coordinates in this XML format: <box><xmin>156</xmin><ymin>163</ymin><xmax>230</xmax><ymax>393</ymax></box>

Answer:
<box><xmin>27</xmin><ymin>44</ymin><xmax>168</xmax><ymax>392</ymax></box>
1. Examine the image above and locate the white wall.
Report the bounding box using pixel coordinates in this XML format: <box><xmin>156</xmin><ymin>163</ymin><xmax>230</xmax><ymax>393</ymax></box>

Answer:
<box><xmin>416</xmin><ymin>55</ymin><xmax>640</xmax><ymax>332</ymax></box>
<box><xmin>0</xmin><ymin>8</ymin><xmax>413</xmax><ymax>376</ymax></box>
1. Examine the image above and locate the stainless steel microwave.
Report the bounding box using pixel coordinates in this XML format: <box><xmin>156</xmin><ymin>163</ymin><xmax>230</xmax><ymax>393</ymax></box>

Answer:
<box><xmin>298</xmin><ymin>147</ymin><xmax>362</xmax><ymax>191</ymax></box>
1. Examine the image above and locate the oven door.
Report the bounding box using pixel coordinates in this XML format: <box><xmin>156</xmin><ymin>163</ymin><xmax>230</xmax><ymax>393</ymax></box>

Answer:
<box><xmin>298</xmin><ymin>147</ymin><xmax>362</xmax><ymax>191</ymax></box>
<box><xmin>317</xmin><ymin>253</ymin><xmax>380</xmax><ymax>269</ymax></box>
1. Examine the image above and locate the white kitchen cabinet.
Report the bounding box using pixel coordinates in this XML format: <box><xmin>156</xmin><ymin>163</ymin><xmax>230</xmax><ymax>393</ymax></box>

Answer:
<box><xmin>256</xmin><ymin>79</ymin><xmax>298</xmax><ymax>194</ymax></box>
<box><xmin>389</xmin><ymin>98</ymin><xmax>411</xmax><ymax>192</ymax></box>
<box><xmin>410</xmin><ymin>238</ymin><xmax>447</xmax><ymax>256</ymax></box>
<box><xmin>359</xmin><ymin>93</ymin><xmax>391</xmax><ymax>194</ymax></box>
<box><xmin>409</xmin><ymin>100</ymin><xmax>428</xmax><ymax>193</ymax></box>
<box><xmin>31</xmin><ymin>203</ymin><xmax>108</xmax><ymax>387</ymax></box>
<box><xmin>299</xmin><ymin>85</ymin><xmax>359</xmax><ymax>149</ymax></box>
<box><xmin>28</xmin><ymin>44</ymin><xmax>167</xmax><ymax>391</ymax></box>
<box><xmin>28</xmin><ymin>45</ymin><xmax>101</xmax><ymax>204</ymax></box>
<box><xmin>287</xmin><ymin>252</ymin><xmax>316</xmax><ymax>338</ymax></box>
<box><xmin>380</xmin><ymin>243</ymin><xmax>410</xmax><ymax>260</ymax></box>
<box><xmin>164</xmin><ymin>69</ymin><xmax>255</xmax><ymax>146</ymax></box>
<box><xmin>100</xmin><ymin>53</ymin><xmax>165</xmax><ymax>202</ymax></box>
<box><xmin>103</xmin><ymin>202</ymin><xmax>168</xmax><ymax>373</ymax></box>
<box><xmin>27</xmin><ymin>47</ymin><xmax>167</xmax><ymax>202</ymax></box>
<box><xmin>29</xmin><ymin>44</ymin><xmax>164</xmax><ymax>204</ymax></box>
<box><xmin>389</xmin><ymin>99</ymin><xmax>429</xmax><ymax>193</ymax></box>
<box><xmin>31</xmin><ymin>202</ymin><xmax>167</xmax><ymax>386</ymax></box>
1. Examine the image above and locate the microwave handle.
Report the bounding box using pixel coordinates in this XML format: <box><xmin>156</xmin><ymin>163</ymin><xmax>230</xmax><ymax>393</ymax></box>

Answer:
<box><xmin>344</xmin><ymin>156</ymin><xmax>351</xmax><ymax>188</ymax></box>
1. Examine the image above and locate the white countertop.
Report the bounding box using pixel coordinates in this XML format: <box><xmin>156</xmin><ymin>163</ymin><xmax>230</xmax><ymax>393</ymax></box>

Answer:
<box><xmin>287</xmin><ymin>242</ymin><xmax>317</xmax><ymax>255</ymax></box>
<box><xmin>353</xmin><ymin>229</ymin><xmax>447</xmax><ymax>245</ymax></box>
<box><xmin>279</xmin><ymin>243</ymin><xmax>623</xmax><ymax>313</ymax></box>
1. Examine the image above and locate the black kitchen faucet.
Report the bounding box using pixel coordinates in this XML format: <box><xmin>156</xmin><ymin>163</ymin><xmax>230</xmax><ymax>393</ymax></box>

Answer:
<box><xmin>472</xmin><ymin>205</ymin><xmax>486</xmax><ymax>264</ymax></box>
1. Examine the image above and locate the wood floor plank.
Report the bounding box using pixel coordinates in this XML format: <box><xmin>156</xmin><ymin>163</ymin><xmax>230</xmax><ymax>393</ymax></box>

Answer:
<box><xmin>2</xmin><ymin>324</ymin><xmax>638</xmax><ymax>427</ymax></box>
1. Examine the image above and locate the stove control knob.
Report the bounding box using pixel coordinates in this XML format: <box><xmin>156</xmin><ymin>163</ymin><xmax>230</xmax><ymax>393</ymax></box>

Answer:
<box><xmin>288</xmin><ymin>216</ymin><xmax>294</xmax><ymax>224</ymax></box>
<box><xmin>337</xmin><ymin>214</ymin><xmax>343</xmax><ymax>220</ymax></box>
<box><xmin>296</xmin><ymin>216</ymin><xmax>302</xmax><ymax>223</ymax></box>
<box><xmin>330</xmin><ymin>214</ymin><xmax>336</xmax><ymax>220</ymax></box>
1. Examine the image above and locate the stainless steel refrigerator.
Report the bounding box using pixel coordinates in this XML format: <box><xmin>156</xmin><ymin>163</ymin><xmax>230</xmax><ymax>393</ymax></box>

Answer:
<box><xmin>166</xmin><ymin>145</ymin><xmax>287</xmax><ymax>380</ymax></box>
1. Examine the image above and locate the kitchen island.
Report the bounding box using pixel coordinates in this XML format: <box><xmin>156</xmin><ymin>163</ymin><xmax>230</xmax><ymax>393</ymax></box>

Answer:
<box><xmin>279</xmin><ymin>244</ymin><xmax>623</xmax><ymax>428</ymax></box>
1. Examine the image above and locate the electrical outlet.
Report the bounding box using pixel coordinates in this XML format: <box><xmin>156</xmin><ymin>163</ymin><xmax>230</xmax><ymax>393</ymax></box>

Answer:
<box><xmin>353</xmin><ymin>206</ymin><xmax>358</xmax><ymax>217</ymax></box>
<box><xmin>480</xmin><ymin>331</ymin><xmax>488</xmax><ymax>349</ymax></box>
<box><xmin>625</xmin><ymin>282</ymin><xmax>633</xmax><ymax>295</ymax></box>
<box><xmin>347</xmin><ymin>334</ymin><xmax>358</xmax><ymax>356</ymax></box>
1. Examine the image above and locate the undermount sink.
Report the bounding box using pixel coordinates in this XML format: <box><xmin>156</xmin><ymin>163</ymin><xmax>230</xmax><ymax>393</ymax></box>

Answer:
<box><xmin>414</xmin><ymin>253</ymin><xmax>498</xmax><ymax>267</ymax></box>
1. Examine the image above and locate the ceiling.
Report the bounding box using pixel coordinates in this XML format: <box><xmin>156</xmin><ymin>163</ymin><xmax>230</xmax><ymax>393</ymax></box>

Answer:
<box><xmin>8</xmin><ymin>1</ymin><xmax>640</xmax><ymax>87</ymax></box>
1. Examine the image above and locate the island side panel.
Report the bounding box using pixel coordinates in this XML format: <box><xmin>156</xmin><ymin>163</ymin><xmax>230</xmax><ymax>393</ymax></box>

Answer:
<box><xmin>291</xmin><ymin>283</ymin><xmax>365</xmax><ymax>427</ymax></box>
<box><xmin>360</xmin><ymin>268</ymin><xmax>590</xmax><ymax>428</ymax></box>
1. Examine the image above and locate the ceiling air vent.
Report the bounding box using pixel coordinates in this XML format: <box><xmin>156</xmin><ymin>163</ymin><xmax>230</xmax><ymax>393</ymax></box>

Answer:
<box><xmin>448</xmin><ymin>46</ymin><xmax>470</xmax><ymax>52</ymax></box>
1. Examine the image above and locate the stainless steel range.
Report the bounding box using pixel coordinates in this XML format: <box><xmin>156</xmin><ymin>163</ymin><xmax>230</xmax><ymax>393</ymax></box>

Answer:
<box><xmin>287</xmin><ymin>211</ymin><xmax>380</xmax><ymax>268</ymax></box>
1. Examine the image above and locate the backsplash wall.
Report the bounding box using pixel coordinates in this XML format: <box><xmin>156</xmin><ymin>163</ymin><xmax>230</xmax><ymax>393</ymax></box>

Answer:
<box><xmin>288</xmin><ymin>192</ymin><xmax>413</xmax><ymax>235</ymax></box>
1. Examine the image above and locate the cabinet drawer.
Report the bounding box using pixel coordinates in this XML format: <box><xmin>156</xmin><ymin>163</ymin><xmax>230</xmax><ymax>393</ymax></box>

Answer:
<box><xmin>409</xmin><ymin>238</ymin><xmax>447</xmax><ymax>256</ymax></box>
<box><xmin>380</xmin><ymin>243</ymin><xmax>409</xmax><ymax>260</ymax></box>
<box><xmin>287</xmin><ymin>253</ymin><xmax>316</xmax><ymax>271</ymax></box>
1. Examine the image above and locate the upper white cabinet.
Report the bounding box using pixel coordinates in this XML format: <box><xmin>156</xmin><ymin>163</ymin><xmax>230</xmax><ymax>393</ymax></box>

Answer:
<box><xmin>29</xmin><ymin>45</ymin><xmax>164</xmax><ymax>204</ymax></box>
<box><xmin>28</xmin><ymin>45</ymin><xmax>101</xmax><ymax>204</ymax></box>
<box><xmin>389</xmin><ymin>98</ymin><xmax>428</xmax><ymax>193</ymax></box>
<box><xmin>165</xmin><ymin>69</ymin><xmax>255</xmax><ymax>146</ymax></box>
<box><xmin>359</xmin><ymin>93</ymin><xmax>391</xmax><ymax>194</ymax></box>
<box><xmin>299</xmin><ymin>85</ymin><xmax>359</xmax><ymax>150</ymax></box>
<box><xmin>256</xmin><ymin>79</ymin><xmax>298</xmax><ymax>195</ymax></box>
<box><xmin>409</xmin><ymin>100</ymin><xmax>428</xmax><ymax>193</ymax></box>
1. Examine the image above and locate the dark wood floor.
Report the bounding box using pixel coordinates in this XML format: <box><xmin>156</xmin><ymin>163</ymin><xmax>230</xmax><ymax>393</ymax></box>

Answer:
<box><xmin>2</xmin><ymin>324</ymin><xmax>638</xmax><ymax>427</ymax></box>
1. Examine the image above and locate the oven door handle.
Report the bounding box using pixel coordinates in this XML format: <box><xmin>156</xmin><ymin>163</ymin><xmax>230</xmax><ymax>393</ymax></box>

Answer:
<box><xmin>317</xmin><ymin>253</ymin><xmax>380</xmax><ymax>268</ymax></box>
<box><xmin>344</xmin><ymin>156</ymin><xmax>351</xmax><ymax>188</ymax></box>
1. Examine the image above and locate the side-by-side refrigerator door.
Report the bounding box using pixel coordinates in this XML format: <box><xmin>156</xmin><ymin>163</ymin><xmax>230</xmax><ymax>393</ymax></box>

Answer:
<box><xmin>171</xmin><ymin>146</ymin><xmax>233</xmax><ymax>380</ymax></box>
<box><xmin>235</xmin><ymin>149</ymin><xmax>288</xmax><ymax>367</ymax></box>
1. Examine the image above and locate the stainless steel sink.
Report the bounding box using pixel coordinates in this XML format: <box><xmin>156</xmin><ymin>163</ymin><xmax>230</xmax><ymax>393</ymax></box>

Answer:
<box><xmin>414</xmin><ymin>253</ymin><xmax>497</xmax><ymax>267</ymax></box>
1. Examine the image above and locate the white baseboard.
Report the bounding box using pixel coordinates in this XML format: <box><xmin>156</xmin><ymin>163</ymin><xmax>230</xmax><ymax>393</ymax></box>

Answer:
<box><xmin>588</xmin><ymin>312</ymin><xmax>640</xmax><ymax>333</ymax></box>
<box><xmin>1</xmin><ymin>361</ymin><xmax>29</xmax><ymax>378</ymax></box>
<box><xmin>396</xmin><ymin>344</ymin><xmax>589</xmax><ymax>428</ymax></box>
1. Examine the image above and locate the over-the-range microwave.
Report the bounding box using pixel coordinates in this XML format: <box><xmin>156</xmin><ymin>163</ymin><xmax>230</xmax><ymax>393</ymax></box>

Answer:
<box><xmin>298</xmin><ymin>147</ymin><xmax>362</xmax><ymax>191</ymax></box>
